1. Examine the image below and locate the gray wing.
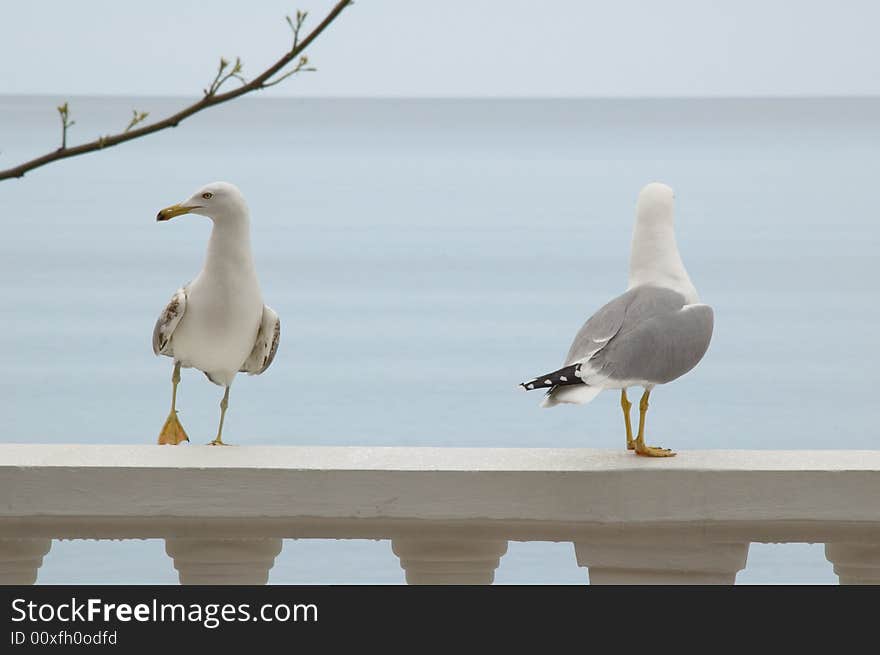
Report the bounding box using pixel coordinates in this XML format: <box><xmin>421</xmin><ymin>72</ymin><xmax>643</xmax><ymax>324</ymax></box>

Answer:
<box><xmin>563</xmin><ymin>285</ymin><xmax>687</xmax><ymax>365</ymax></box>
<box><xmin>562</xmin><ymin>293</ymin><xmax>629</xmax><ymax>365</ymax></box>
<box><xmin>587</xmin><ymin>301</ymin><xmax>714</xmax><ymax>385</ymax></box>
<box><xmin>240</xmin><ymin>305</ymin><xmax>281</xmax><ymax>375</ymax></box>
<box><xmin>152</xmin><ymin>288</ymin><xmax>187</xmax><ymax>357</ymax></box>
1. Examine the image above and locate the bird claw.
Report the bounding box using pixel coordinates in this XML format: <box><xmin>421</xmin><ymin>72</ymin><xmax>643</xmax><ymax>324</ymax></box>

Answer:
<box><xmin>635</xmin><ymin>444</ymin><xmax>676</xmax><ymax>457</ymax></box>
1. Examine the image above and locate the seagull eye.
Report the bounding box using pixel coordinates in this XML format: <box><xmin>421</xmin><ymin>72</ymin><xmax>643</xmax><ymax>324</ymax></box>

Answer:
<box><xmin>201</xmin><ymin>192</ymin><xmax>213</xmax><ymax>200</ymax></box>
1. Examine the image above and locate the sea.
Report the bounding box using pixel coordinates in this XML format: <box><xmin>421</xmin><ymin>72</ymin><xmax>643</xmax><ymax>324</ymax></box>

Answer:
<box><xmin>1</xmin><ymin>96</ymin><xmax>877</xmax><ymax>584</ymax></box>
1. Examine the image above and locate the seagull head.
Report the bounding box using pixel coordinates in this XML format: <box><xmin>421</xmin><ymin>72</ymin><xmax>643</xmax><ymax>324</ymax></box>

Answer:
<box><xmin>636</xmin><ymin>182</ymin><xmax>675</xmax><ymax>224</ymax></box>
<box><xmin>156</xmin><ymin>182</ymin><xmax>248</xmax><ymax>224</ymax></box>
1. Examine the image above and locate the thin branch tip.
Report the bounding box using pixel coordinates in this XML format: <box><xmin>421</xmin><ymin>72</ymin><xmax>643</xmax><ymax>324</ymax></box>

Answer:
<box><xmin>0</xmin><ymin>0</ymin><xmax>353</xmax><ymax>181</ymax></box>
<box><xmin>56</xmin><ymin>102</ymin><xmax>75</xmax><ymax>149</ymax></box>
<box><xmin>125</xmin><ymin>110</ymin><xmax>150</xmax><ymax>133</ymax></box>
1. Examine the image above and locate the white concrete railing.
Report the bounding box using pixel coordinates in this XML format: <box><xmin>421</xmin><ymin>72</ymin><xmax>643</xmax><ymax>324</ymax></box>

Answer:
<box><xmin>1</xmin><ymin>445</ymin><xmax>880</xmax><ymax>585</ymax></box>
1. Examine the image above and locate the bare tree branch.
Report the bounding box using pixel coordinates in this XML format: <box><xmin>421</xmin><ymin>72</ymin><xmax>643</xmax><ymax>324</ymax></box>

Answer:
<box><xmin>0</xmin><ymin>0</ymin><xmax>352</xmax><ymax>182</ymax></box>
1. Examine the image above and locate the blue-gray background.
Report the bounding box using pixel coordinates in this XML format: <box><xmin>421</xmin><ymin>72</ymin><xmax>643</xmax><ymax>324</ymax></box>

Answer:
<box><xmin>5</xmin><ymin>0</ymin><xmax>880</xmax><ymax>98</ymax></box>
<box><xmin>1</xmin><ymin>96</ymin><xmax>876</xmax><ymax>583</ymax></box>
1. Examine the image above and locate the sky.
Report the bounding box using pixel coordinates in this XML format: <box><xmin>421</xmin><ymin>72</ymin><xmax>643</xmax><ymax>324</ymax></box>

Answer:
<box><xmin>2</xmin><ymin>0</ymin><xmax>879</xmax><ymax>97</ymax></box>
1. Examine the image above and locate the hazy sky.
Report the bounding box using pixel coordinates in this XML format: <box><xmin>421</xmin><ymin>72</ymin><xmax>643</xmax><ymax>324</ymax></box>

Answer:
<box><xmin>3</xmin><ymin>0</ymin><xmax>879</xmax><ymax>97</ymax></box>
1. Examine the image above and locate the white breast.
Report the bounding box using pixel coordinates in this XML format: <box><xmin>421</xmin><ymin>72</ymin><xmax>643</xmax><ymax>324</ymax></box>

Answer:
<box><xmin>171</xmin><ymin>272</ymin><xmax>263</xmax><ymax>383</ymax></box>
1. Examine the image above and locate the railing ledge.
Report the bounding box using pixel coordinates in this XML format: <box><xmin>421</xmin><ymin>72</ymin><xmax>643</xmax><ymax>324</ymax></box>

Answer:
<box><xmin>3</xmin><ymin>445</ymin><xmax>880</xmax><ymax>584</ymax></box>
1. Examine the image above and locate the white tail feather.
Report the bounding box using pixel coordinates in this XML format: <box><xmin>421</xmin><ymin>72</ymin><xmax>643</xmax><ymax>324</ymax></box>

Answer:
<box><xmin>541</xmin><ymin>384</ymin><xmax>602</xmax><ymax>408</ymax></box>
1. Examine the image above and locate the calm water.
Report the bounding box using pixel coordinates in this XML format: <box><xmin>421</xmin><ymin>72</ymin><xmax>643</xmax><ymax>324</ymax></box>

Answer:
<box><xmin>2</xmin><ymin>96</ymin><xmax>877</xmax><ymax>584</ymax></box>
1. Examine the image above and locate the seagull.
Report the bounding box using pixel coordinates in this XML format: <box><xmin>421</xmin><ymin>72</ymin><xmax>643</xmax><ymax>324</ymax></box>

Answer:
<box><xmin>519</xmin><ymin>183</ymin><xmax>713</xmax><ymax>457</ymax></box>
<box><xmin>152</xmin><ymin>182</ymin><xmax>280</xmax><ymax>446</ymax></box>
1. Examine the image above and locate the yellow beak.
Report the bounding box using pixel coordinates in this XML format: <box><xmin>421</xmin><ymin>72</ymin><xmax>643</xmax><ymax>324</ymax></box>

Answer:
<box><xmin>156</xmin><ymin>203</ymin><xmax>198</xmax><ymax>222</ymax></box>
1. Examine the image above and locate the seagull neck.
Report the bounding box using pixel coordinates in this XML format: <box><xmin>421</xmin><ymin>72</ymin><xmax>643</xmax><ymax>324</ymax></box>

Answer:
<box><xmin>628</xmin><ymin>219</ymin><xmax>698</xmax><ymax>302</ymax></box>
<box><xmin>203</xmin><ymin>215</ymin><xmax>256</xmax><ymax>278</ymax></box>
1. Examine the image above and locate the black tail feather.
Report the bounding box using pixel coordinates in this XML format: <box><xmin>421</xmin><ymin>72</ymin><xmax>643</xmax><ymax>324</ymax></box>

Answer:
<box><xmin>519</xmin><ymin>364</ymin><xmax>582</xmax><ymax>391</ymax></box>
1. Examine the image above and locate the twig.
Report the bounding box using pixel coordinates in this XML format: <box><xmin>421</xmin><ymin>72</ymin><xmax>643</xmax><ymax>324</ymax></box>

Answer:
<box><xmin>125</xmin><ymin>110</ymin><xmax>150</xmax><ymax>133</ymax></box>
<box><xmin>287</xmin><ymin>10</ymin><xmax>308</xmax><ymax>51</ymax></box>
<box><xmin>204</xmin><ymin>57</ymin><xmax>246</xmax><ymax>97</ymax></box>
<box><xmin>261</xmin><ymin>56</ymin><xmax>316</xmax><ymax>88</ymax></box>
<box><xmin>0</xmin><ymin>0</ymin><xmax>352</xmax><ymax>181</ymax></box>
<box><xmin>56</xmin><ymin>102</ymin><xmax>75</xmax><ymax>150</ymax></box>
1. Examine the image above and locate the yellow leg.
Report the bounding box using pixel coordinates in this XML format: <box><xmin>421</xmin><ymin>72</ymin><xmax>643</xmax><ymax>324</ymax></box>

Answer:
<box><xmin>208</xmin><ymin>387</ymin><xmax>232</xmax><ymax>446</ymax></box>
<box><xmin>633</xmin><ymin>389</ymin><xmax>675</xmax><ymax>457</ymax></box>
<box><xmin>157</xmin><ymin>362</ymin><xmax>189</xmax><ymax>445</ymax></box>
<box><xmin>621</xmin><ymin>389</ymin><xmax>635</xmax><ymax>450</ymax></box>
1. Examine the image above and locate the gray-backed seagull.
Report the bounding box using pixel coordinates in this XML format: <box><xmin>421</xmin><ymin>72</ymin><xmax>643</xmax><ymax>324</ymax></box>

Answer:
<box><xmin>520</xmin><ymin>182</ymin><xmax>713</xmax><ymax>457</ymax></box>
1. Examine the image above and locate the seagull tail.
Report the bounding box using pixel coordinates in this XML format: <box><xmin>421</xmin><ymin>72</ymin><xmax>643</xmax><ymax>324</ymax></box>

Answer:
<box><xmin>519</xmin><ymin>364</ymin><xmax>602</xmax><ymax>409</ymax></box>
<box><xmin>519</xmin><ymin>364</ymin><xmax>583</xmax><ymax>392</ymax></box>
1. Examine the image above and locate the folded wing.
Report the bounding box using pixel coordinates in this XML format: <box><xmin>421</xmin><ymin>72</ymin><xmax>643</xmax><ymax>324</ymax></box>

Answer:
<box><xmin>240</xmin><ymin>305</ymin><xmax>281</xmax><ymax>375</ymax></box>
<box><xmin>562</xmin><ymin>291</ymin><xmax>631</xmax><ymax>366</ymax></box>
<box><xmin>152</xmin><ymin>288</ymin><xmax>187</xmax><ymax>357</ymax></box>
<box><xmin>530</xmin><ymin>285</ymin><xmax>709</xmax><ymax>407</ymax></box>
<box><xmin>586</xmin><ymin>302</ymin><xmax>713</xmax><ymax>386</ymax></box>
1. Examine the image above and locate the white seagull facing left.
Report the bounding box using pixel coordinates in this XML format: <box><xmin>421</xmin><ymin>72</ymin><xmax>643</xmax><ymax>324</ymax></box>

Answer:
<box><xmin>519</xmin><ymin>183</ymin><xmax>713</xmax><ymax>457</ymax></box>
<box><xmin>152</xmin><ymin>182</ymin><xmax>280</xmax><ymax>446</ymax></box>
